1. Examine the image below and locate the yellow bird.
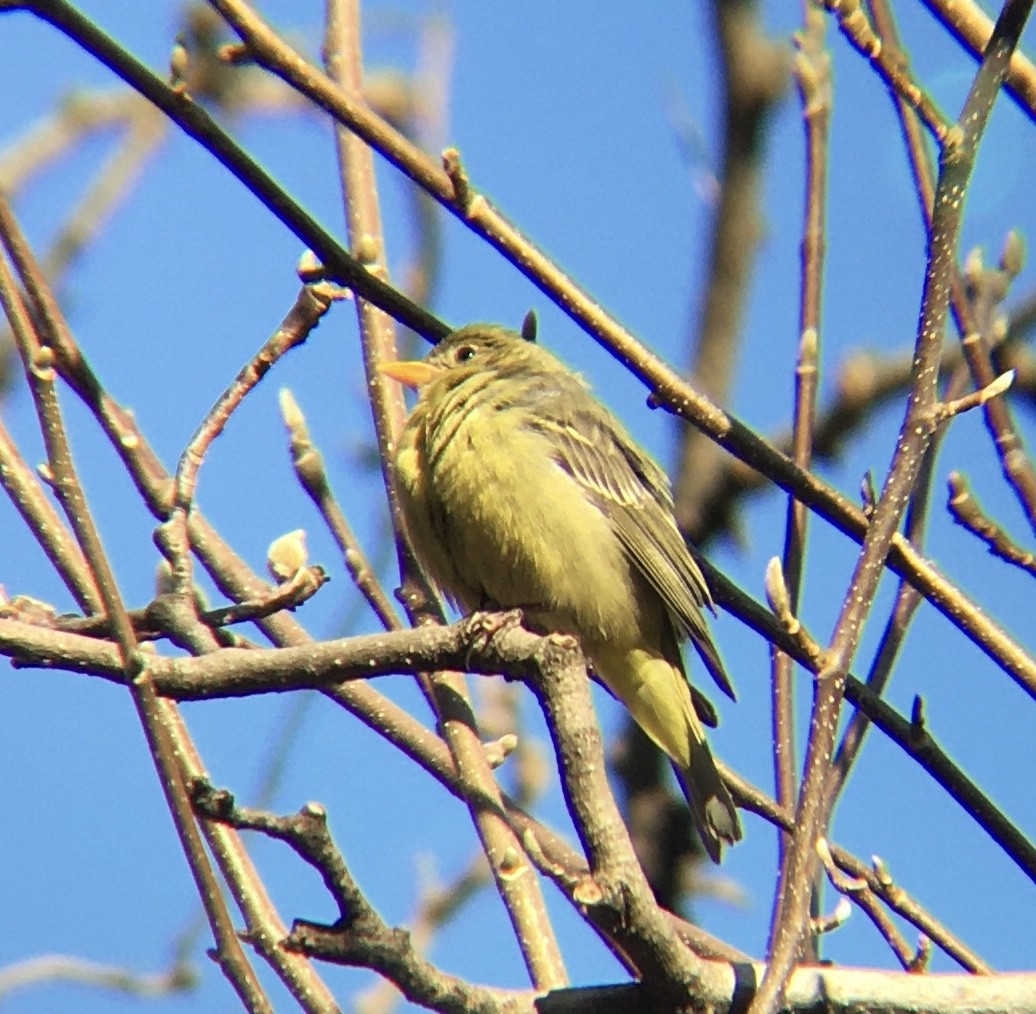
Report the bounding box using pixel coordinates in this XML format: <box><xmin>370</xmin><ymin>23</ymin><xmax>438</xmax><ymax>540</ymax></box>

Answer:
<box><xmin>380</xmin><ymin>323</ymin><xmax>741</xmax><ymax>861</ymax></box>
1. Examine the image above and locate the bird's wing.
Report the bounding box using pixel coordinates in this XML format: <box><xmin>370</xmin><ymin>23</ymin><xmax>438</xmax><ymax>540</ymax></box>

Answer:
<box><xmin>529</xmin><ymin>389</ymin><xmax>735</xmax><ymax>702</ymax></box>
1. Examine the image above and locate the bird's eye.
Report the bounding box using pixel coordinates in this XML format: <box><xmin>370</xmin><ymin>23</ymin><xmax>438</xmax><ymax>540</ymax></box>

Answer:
<box><xmin>454</xmin><ymin>344</ymin><xmax>477</xmax><ymax>363</ymax></box>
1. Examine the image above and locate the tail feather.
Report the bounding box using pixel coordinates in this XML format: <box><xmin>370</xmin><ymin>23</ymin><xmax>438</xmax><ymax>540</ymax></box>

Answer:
<box><xmin>674</xmin><ymin>741</ymin><xmax>741</xmax><ymax>863</ymax></box>
<box><xmin>592</xmin><ymin>642</ymin><xmax>741</xmax><ymax>863</ymax></box>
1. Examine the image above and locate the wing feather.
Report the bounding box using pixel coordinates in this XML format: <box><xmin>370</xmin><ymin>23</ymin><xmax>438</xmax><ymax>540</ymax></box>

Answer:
<box><xmin>527</xmin><ymin>386</ymin><xmax>735</xmax><ymax>702</ymax></box>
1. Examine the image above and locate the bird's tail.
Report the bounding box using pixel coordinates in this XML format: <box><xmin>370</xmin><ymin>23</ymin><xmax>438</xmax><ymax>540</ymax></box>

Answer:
<box><xmin>593</xmin><ymin>643</ymin><xmax>742</xmax><ymax>862</ymax></box>
<box><xmin>673</xmin><ymin>739</ymin><xmax>741</xmax><ymax>864</ymax></box>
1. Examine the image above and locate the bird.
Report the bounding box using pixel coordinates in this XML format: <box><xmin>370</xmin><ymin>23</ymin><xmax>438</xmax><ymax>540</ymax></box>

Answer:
<box><xmin>379</xmin><ymin>321</ymin><xmax>741</xmax><ymax>861</ymax></box>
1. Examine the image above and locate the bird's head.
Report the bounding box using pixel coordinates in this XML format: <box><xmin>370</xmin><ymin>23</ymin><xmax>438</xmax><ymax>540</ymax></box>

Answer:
<box><xmin>378</xmin><ymin>323</ymin><xmax>555</xmax><ymax>392</ymax></box>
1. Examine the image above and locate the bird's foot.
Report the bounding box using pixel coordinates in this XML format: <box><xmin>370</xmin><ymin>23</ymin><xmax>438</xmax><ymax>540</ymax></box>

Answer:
<box><xmin>462</xmin><ymin>608</ymin><xmax>525</xmax><ymax>669</ymax></box>
<box><xmin>544</xmin><ymin>631</ymin><xmax>580</xmax><ymax>651</ymax></box>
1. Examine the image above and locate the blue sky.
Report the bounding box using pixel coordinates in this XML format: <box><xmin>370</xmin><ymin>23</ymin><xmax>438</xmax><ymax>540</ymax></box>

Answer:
<box><xmin>1</xmin><ymin>2</ymin><xmax>1035</xmax><ymax>1010</ymax></box>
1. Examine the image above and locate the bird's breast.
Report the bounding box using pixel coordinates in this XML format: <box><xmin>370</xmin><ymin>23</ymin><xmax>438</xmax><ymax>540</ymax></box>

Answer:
<box><xmin>412</xmin><ymin>402</ymin><xmax>641</xmax><ymax>644</ymax></box>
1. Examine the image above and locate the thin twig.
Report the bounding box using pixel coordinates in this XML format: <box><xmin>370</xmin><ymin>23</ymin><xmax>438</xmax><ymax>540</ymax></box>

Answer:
<box><xmin>724</xmin><ymin>769</ymin><xmax>990</xmax><ymax>973</ymax></box>
<box><xmin>817</xmin><ymin>839</ymin><xmax>920</xmax><ymax>972</ymax></box>
<box><xmin>192</xmin><ymin>785</ymin><xmax>540</xmax><ymax>1014</ymax></box>
<box><xmin>0</xmin><ymin>88</ymin><xmax>143</xmax><ymax>192</ymax></box>
<box><xmin>40</xmin><ymin>100</ymin><xmax>166</xmax><ymax>281</ymax></box>
<box><xmin>823</xmin><ymin>345</ymin><xmax>981</xmax><ymax>831</ymax></box>
<box><xmin>0</xmin><ymin>954</ymin><xmax>195</xmax><ymax>1001</ymax></box>
<box><xmin>279</xmin><ymin>388</ymin><xmax>401</xmax><ymax>630</ymax></box>
<box><xmin>354</xmin><ymin>853</ymin><xmax>492</xmax><ymax>1014</ymax></box>
<box><xmin>821</xmin><ymin>0</ymin><xmax>951</xmax><ymax>140</ymax></box>
<box><xmin>0</xmin><ymin>418</ymin><xmax>102</xmax><ymax>612</ymax></box>
<box><xmin>696</xmin><ymin>335</ymin><xmax>1036</xmax><ymax>542</ymax></box>
<box><xmin>957</xmin><ymin>242</ymin><xmax>1036</xmax><ymax>534</ymax></box>
<box><xmin>170</xmin><ymin>705</ymin><xmax>341</xmax><ymax>1013</ymax></box>
<box><xmin>160</xmin><ymin>282</ymin><xmax>339</xmax><ymax>621</ymax></box>
<box><xmin>948</xmin><ymin>471</ymin><xmax>1036</xmax><ymax>577</ymax></box>
<box><xmin>770</xmin><ymin>10</ymin><xmax>829</xmax><ymax>922</ymax></box>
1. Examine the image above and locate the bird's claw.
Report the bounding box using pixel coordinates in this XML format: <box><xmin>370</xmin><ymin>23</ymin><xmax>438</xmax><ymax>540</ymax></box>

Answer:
<box><xmin>462</xmin><ymin>608</ymin><xmax>525</xmax><ymax>670</ymax></box>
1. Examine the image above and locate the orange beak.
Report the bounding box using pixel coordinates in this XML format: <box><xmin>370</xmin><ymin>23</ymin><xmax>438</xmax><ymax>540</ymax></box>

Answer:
<box><xmin>377</xmin><ymin>359</ymin><xmax>441</xmax><ymax>390</ymax></box>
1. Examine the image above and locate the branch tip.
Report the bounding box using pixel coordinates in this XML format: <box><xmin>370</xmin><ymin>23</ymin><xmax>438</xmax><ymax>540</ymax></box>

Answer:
<box><xmin>296</xmin><ymin>249</ymin><xmax>325</xmax><ymax>282</ymax></box>
<box><xmin>1000</xmin><ymin>229</ymin><xmax>1025</xmax><ymax>277</ymax></box>
<box><xmin>441</xmin><ymin>146</ymin><xmax>471</xmax><ymax>211</ymax></box>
